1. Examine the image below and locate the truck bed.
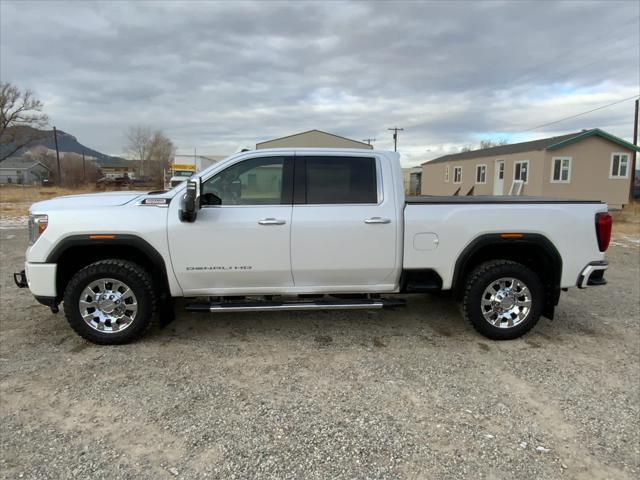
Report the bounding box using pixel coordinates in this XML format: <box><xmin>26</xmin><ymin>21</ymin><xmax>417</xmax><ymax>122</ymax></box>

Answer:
<box><xmin>403</xmin><ymin>197</ymin><xmax>607</xmax><ymax>289</ymax></box>
<box><xmin>406</xmin><ymin>195</ymin><xmax>603</xmax><ymax>205</ymax></box>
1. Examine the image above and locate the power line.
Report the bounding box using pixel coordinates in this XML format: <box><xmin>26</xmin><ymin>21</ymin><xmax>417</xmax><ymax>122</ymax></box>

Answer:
<box><xmin>507</xmin><ymin>17</ymin><xmax>639</xmax><ymax>86</ymax></box>
<box><xmin>553</xmin><ymin>44</ymin><xmax>639</xmax><ymax>82</ymax></box>
<box><xmin>521</xmin><ymin>95</ymin><xmax>639</xmax><ymax>132</ymax></box>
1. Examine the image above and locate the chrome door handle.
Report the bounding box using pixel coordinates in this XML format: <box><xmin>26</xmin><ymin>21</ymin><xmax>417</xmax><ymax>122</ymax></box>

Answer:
<box><xmin>258</xmin><ymin>218</ymin><xmax>286</xmax><ymax>225</ymax></box>
<box><xmin>364</xmin><ymin>217</ymin><xmax>391</xmax><ymax>224</ymax></box>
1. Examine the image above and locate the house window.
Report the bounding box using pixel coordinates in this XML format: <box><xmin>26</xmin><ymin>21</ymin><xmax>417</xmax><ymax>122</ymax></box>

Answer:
<box><xmin>453</xmin><ymin>166</ymin><xmax>462</xmax><ymax>184</ymax></box>
<box><xmin>551</xmin><ymin>157</ymin><xmax>571</xmax><ymax>183</ymax></box>
<box><xmin>610</xmin><ymin>153</ymin><xmax>629</xmax><ymax>178</ymax></box>
<box><xmin>445</xmin><ymin>166</ymin><xmax>450</xmax><ymax>182</ymax></box>
<box><xmin>514</xmin><ymin>160</ymin><xmax>529</xmax><ymax>184</ymax></box>
<box><xmin>497</xmin><ymin>161</ymin><xmax>504</xmax><ymax>180</ymax></box>
<box><xmin>476</xmin><ymin>164</ymin><xmax>487</xmax><ymax>184</ymax></box>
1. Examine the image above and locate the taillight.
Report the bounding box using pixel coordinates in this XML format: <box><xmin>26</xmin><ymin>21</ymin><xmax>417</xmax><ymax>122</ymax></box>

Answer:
<box><xmin>595</xmin><ymin>212</ymin><xmax>612</xmax><ymax>252</ymax></box>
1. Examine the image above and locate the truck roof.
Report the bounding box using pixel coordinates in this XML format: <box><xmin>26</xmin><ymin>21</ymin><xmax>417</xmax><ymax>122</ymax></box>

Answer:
<box><xmin>243</xmin><ymin>147</ymin><xmax>396</xmax><ymax>155</ymax></box>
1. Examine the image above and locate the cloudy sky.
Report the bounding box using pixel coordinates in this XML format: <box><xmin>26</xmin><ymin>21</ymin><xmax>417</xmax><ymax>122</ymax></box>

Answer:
<box><xmin>1</xmin><ymin>0</ymin><xmax>639</xmax><ymax>166</ymax></box>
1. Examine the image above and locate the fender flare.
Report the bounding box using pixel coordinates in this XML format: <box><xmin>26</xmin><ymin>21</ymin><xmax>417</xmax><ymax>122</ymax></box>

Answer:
<box><xmin>451</xmin><ymin>233</ymin><xmax>563</xmax><ymax>316</ymax></box>
<box><xmin>46</xmin><ymin>234</ymin><xmax>172</xmax><ymax>294</ymax></box>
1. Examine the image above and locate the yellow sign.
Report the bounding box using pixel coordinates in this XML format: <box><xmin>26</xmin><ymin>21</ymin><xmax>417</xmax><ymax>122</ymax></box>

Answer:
<box><xmin>171</xmin><ymin>164</ymin><xmax>196</xmax><ymax>172</ymax></box>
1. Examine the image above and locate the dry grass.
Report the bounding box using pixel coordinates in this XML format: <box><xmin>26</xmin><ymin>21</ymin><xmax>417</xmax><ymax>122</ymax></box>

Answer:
<box><xmin>611</xmin><ymin>201</ymin><xmax>639</xmax><ymax>237</ymax></box>
<box><xmin>0</xmin><ymin>185</ymin><xmax>96</xmax><ymax>203</ymax></box>
<box><xmin>0</xmin><ymin>185</ymin><xmax>97</xmax><ymax>217</ymax></box>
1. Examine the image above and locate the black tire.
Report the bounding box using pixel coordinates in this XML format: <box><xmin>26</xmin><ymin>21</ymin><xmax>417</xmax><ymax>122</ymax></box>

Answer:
<box><xmin>463</xmin><ymin>260</ymin><xmax>543</xmax><ymax>340</ymax></box>
<box><xmin>63</xmin><ymin>259</ymin><xmax>157</xmax><ymax>345</ymax></box>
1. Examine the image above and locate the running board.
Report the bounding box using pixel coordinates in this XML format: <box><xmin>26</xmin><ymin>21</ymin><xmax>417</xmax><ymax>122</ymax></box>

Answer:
<box><xmin>185</xmin><ymin>298</ymin><xmax>406</xmax><ymax>313</ymax></box>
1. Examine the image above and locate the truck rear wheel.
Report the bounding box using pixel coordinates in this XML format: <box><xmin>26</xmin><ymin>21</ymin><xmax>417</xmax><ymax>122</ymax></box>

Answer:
<box><xmin>62</xmin><ymin>259</ymin><xmax>156</xmax><ymax>344</ymax></box>
<box><xmin>462</xmin><ymin>260</ymin><xmax>543</xmax><ymax>340</ymax></box>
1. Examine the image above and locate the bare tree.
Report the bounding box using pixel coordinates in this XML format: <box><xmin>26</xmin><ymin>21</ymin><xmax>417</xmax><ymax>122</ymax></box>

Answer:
<box><xmin>0</xmin><ymin>82</ymin><xmax>49</xmax><ymax>162</ymax></box>
<box><xmin>460</xmin><ymin>138</ymin><xmax>509</xmax><ymax>153</ymax></box>
<box><xmin>148</xmin><ymin>131</ymin><xmax>175</xmax><ymax>187</ymax></box>
<box><xmin>124</xmin><ymin>125</ymin><xmax>174</xmax><ymax>187</ymax></box>
<box><xmin>59</xmin><ymin>152</ymin><xmax>100</xmax><ymax>186</ymax></box>
<box><xmin>479</xmin><ymin>138</ymin><xmax>508</xmax><ymax>149</ymax></box>
<box><xmin>30</xmin><ymin>147</ymin><xmax>99</xmax><ymax>187</ymax></box>
<box><xmin>125</xmin><ymin>125</ymin><xmax>153</xmax><ymax>175</ymax></box>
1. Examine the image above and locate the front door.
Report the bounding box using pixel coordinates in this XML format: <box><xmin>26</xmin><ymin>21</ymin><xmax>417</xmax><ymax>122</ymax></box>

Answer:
<box><xmin>290</xmin><ymin>155</ymin><xmax>398</xmax><ymax>290</ymax></box>
<box><xmin>493</xmin><ymin>160</ymin><xmax>504</xmax><ymax>195</ymax></box>
<box><xmin>167</xmin><ymin>155</ymin><xmax>294</xmax><ymax>295</ymax></box>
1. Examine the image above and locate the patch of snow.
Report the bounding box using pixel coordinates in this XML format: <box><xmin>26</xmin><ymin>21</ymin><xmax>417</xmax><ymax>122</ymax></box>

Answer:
<box><xmin>611</xmin><ymin>235</ymin><xmax>640</xmax><ymax>248</ymax></box>
<box><xmin>0</xmin><ymin>215</ymin><xmax>28</xmax><ymax>229</ymax></box>
<box><xmin>621</xmin><ymin>235</ymin><xmax>640</xmax><ymax>245</ymax></box>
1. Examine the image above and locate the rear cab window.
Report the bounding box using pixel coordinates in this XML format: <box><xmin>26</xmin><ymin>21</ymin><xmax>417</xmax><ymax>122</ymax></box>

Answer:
<box><xmin>297</xmin><ymin>156</ymin><xmax>378</xmax><ymax>204</ymax></box>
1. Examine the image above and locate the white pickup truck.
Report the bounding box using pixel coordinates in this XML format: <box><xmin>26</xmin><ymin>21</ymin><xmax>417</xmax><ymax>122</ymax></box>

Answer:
<box><xmin>15</xmin><ymin>148</ymin><xmax>612</xmax><ymax>344</ymax></box>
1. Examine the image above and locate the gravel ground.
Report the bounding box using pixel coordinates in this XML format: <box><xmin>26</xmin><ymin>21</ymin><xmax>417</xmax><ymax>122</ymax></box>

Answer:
<box><xmin>1</xmin><ymin>227</ymin><xmax>638</xmax><ymax>480</ymax></box>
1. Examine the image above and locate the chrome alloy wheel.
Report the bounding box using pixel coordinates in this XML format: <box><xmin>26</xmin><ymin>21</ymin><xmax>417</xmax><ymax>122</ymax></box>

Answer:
<box><xmin>481</xmin><ymin>277</ymin><xmax>532</xmax><ymax>328</ymax></box>
<box><xmin>78</xmin><ymin>278</ymin><xmax>138</xmax><ymax>333</ymax></box>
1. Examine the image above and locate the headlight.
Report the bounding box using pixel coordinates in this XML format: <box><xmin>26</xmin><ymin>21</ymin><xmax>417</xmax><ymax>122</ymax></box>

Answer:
<box><xmin>28</xmin><ymin>214</ymin><xmax>48</xmax><ymax>245</ymax></box>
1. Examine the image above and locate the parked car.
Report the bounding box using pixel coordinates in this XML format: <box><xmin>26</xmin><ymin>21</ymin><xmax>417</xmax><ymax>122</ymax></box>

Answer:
<box><xmin>15</xmin><ymin>148</ymin><xmax>611</xmax><ymax>344</ymax></box>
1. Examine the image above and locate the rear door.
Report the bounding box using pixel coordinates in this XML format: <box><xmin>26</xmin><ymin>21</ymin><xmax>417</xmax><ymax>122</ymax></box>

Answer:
<box><xmin>290</xmin><ymin>155</ymin><xmax>398</xmax><ymax>289</ymax></box>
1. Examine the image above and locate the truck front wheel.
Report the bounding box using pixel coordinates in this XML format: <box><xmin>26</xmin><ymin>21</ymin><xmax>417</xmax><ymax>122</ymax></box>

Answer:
<box><xmin>462</xmin><ymin>260</ymin><xmax>543</xmax><ymax>340</ymax></box>
<box><xmin>62</xmin><ymin>259</ymin><xmax>157</xmax><ymax>344</ymax></box>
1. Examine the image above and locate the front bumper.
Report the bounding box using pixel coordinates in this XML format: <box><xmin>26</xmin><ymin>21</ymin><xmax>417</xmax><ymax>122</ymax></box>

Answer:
<box><xmin>14</xmin><ymin>270</ymin><xmax>28</xmax><ymax>288</ymax></box>
<box><xmin>14</xmin><ymin>262</ymin><xmax>58</xmax><ymax>297</ymax></box>
<box><xmin>577</xmin><ymin>261</ymin><xmax>608</xmax><ymax>289</ymax></box>
<box><xmin>14</xmin><ymin>264</ymin><xmax>60</xmax><ymax>312</ymax></box>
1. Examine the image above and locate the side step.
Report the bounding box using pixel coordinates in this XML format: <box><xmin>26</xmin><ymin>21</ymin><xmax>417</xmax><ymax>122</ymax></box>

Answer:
<box><xmin>185</xmin><ymin>297</ymin><xmax>406</xmax><ymax>313</ymax></box>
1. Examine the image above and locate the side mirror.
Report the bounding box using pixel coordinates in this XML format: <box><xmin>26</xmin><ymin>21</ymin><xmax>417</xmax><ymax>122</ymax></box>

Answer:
<box><xmin>179</xmin><ymin>179</ymin><xmax>200</xmax><ymax>222</ymax></box>
<box><xmin>201</xmin><ymin>192</ymin><xmax>222</xmax><ymax>206</ymax></box>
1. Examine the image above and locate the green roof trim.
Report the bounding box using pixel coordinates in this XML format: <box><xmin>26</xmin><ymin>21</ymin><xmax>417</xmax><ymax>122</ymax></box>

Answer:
<box><xmin>547</xmin><ymin>128</ymin><xmax>640</xmax><ymax>152</ymax></box>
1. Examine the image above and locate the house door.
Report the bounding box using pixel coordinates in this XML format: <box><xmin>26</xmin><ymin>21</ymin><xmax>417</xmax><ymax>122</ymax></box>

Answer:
<box><xmin>493</xmin><ymin>160</ymin><xmax>504</xmax><ymax>195</ymax></box>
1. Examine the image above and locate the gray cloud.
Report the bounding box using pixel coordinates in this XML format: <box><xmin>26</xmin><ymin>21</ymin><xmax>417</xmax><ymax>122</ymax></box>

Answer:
<box><xmin>1</xmin><ymin>0</ymin><xmax>638</xmax><ymax>165</ymax></box>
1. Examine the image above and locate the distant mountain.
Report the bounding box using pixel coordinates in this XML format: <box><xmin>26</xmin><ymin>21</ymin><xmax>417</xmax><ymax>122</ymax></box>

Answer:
<box><xmin>1</xmin><ymin>127</ymin><xmax>120</xmax><ymax>165</ymax></box>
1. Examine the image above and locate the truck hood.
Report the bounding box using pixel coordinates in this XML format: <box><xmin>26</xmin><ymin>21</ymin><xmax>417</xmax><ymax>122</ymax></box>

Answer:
<box><xmin>30</xmin><ymin>191</ymin><xmax>145</xmax><ymax>212</ymax></box>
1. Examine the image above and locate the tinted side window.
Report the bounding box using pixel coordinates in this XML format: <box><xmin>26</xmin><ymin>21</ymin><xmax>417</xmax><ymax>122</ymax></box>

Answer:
<box><xmin>202</xmin><ymin>157</ymin><xmax>287</xmax><ymax>205</ymax></box>
<box><xmin>304</xmin><ymin>156</ymin><xmax>377</xmax><ymax>204</ymax></box>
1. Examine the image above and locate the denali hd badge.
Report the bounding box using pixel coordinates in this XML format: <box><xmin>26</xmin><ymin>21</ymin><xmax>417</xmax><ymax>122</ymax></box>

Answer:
<box><xmin>186</xmin><ymin>266</ymin><xmax>253</xmax><ymax>271</ymax></box>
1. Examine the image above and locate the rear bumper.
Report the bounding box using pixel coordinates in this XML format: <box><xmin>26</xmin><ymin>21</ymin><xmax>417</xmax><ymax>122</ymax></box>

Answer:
<box><xmin>577</xmin><ymin>261</ymin><xmax>608</xmax><ymax>289</ymax></box>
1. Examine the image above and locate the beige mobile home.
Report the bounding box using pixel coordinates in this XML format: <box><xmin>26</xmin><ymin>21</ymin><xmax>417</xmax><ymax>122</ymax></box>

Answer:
<box><xmin>421</xmin><ymin>129</ymin><xmax>637</xmax><ymax>209</ymax></box>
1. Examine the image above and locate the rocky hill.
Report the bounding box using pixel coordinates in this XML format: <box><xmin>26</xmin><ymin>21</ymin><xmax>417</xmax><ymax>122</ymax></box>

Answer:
<box><xmin>1</xmin><ymin>127</ymin><xmax>119</xmax><ymax>165</ymax></box>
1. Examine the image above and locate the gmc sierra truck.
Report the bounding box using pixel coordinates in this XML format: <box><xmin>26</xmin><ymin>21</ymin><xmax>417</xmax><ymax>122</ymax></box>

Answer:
<box><xmin>14</xmin><ymin>149</ymin><xmax>612</xmax><ymax>344</ymax></box>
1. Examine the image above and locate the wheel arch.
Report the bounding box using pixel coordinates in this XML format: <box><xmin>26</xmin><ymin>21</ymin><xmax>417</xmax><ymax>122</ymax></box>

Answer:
<box><xmin>47</xmin><ymin>234</ymin><xmax>171</xmax><ymax>302</ymax></box>
<box><xmin>452</xmin><ymin>233</ymin><xmax>562</xmax><ymax>319</ymax></box>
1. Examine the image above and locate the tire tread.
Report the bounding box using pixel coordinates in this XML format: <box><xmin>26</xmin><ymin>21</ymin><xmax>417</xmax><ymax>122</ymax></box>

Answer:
<box><xmin>462</xmin><ymin>259</ymin><xmax>542</xmax><ymax>340</ymax></box>
<box><xmin>62</xmin><ymin>259</ymin><xmax>157</xmax><ymax>345</ymax></box>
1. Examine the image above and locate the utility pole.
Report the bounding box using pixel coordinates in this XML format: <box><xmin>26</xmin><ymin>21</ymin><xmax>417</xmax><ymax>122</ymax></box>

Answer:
<box><xmin>387</xmin><ymin>127</ymin><xmax>404</xmax><ymax>152</ymax></box>
<box><xmin>630</xmin><ymin>98</ymin><xmax>638</xmax><ymax>202</ymax></box>
<box><xmin>53</xmin><ymin>126</ymin><xmax>62</xmax><ymax>185</ymax></box>
<box><xmin>82</xmin><ymin>150</ymin><xmax>86</xmax><ymax>184</ymax></box>
<box><xmin>362</xmin><ymin>138</ymin><xmax>376</xmax><ymax>146</ymax></box>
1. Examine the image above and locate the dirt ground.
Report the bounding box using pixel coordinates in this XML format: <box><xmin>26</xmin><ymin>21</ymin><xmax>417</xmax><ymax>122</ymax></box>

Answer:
<box><xmin>0</xmin><ymin>227</ymin><xmax>638</xmax><ymax>480</ymax></box>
